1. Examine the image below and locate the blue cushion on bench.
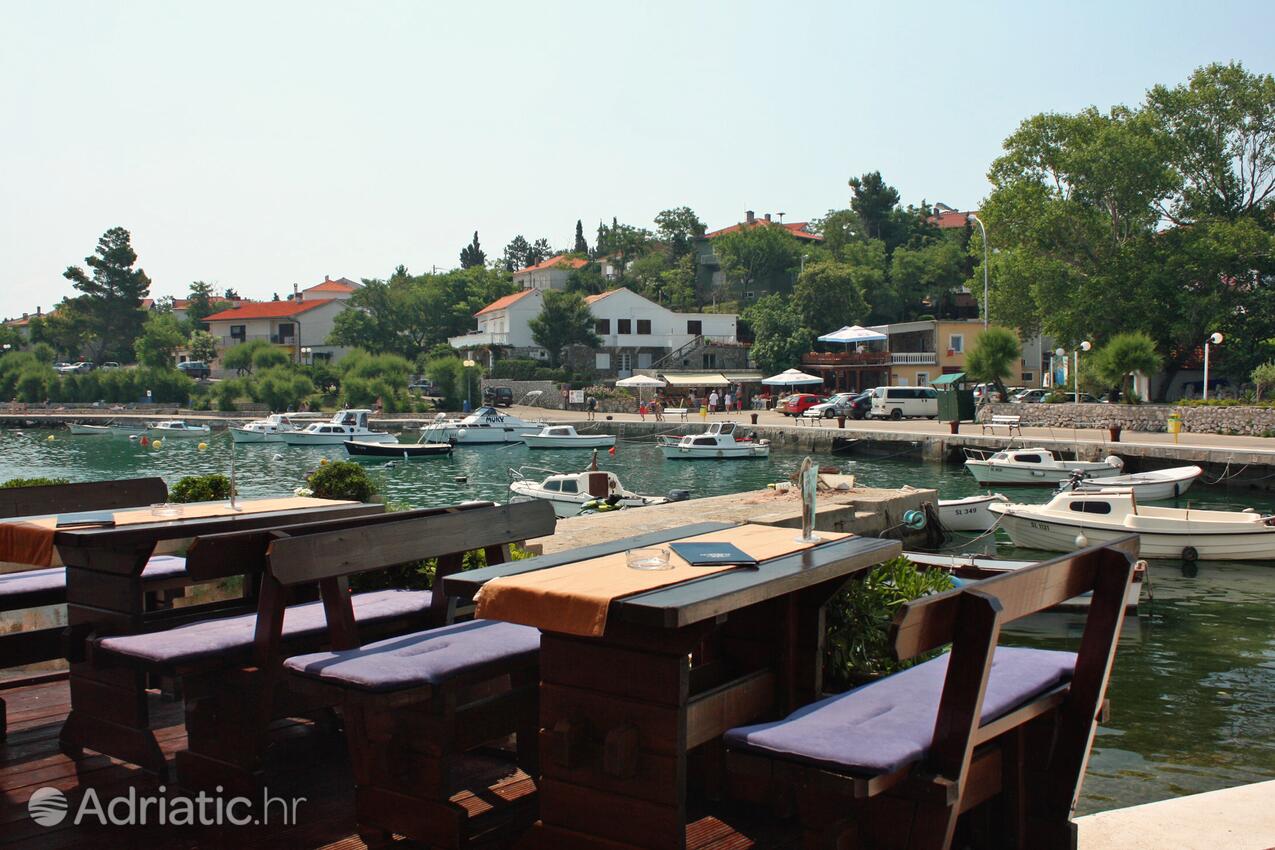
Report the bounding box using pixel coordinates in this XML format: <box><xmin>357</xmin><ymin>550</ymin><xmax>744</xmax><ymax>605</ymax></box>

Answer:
<box><xmin>725</xmin><ymin>646</ymin><xmax>1077</xmax><ymax>776</ymax></box>
<box><xmin>283</xmin><ymin>620</ymin><xmax>540</xmax><ymax>693</ymax></box>
<box><xmin>96</xmin><ymin>589</ymin><xmax>431</xmax><ymax>667</ymax></box>
<box><xmin>0</xmin><ymin>555</ymin><xmax>187</xmax><ymax>607</ymax></box>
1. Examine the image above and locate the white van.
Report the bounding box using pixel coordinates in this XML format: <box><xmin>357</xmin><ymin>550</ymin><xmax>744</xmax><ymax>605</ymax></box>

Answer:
<box><xmin>868</xmin><ymin>386</ymin><xmax>939</xmax><ymax>420</ymax></box>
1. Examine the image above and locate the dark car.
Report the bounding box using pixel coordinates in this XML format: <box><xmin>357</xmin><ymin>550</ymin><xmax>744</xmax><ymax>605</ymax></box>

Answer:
<box><xmin>845</xmin><ymin>391</ymin><xmax>873</xmax><ymax>419</ymax></box>
<box><xmin>781</xmin><ymin>393</ymin><xmax>827</xmax><ymax>416</ymax></box>
<box><xmin>483</xmin><ymin>386</ymin><xmax>514</xmax><ymax>408</ymax></box>
<box><xmin>177</xmin><ymin>360</ymin><xmax>211</xmax><ymax>380</ymax></box>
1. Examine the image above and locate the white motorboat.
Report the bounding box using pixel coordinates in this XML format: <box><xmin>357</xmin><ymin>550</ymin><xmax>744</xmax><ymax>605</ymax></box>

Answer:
<box><xmin>280</xmin><ymin>409</ymin><xmax>398</xmax><ymax>446</ymax></box>
<box><xmin>658</xmin><ymin>422</ymin><xmax>770</xmax><ymax>460</ymax></box>
<box><xmin>508</xmin><ymin>463</ymin><xmax>674</xmax><ymax>517</ymax></box>
<box><xmin>147</xmin><ymin>420</ymin><xmax>212</xmax><ymax>439</ymax></box>
<box><xmin>67</xmin><ymin>422</ymin><xmax>144</xmax><ymax>436</ymax></box>
<box><xmin>964</xmin><ymin>447</ymin><xmax>1124</xmax><ymax>486</ymax></box>
<box><xmin>1066</xmin><ymin>464</ymin><xmax>1203</xmax><ymax>501</ymax></box>
<box><xmin>230</xmin><ymin>412</ymin><xmax>325</xmax><ymax>444</ymax></box>
<box><xmin>421</xmin><ymin>406</ymin><xmax>546</xmax><ymax>445</ymax></box>
<box><xmin>903</xmin><ymin>550</ymin><xmax>1144</xmax><ymax>612</ymax></box>
<box><xmin>989</xmin><ymin>489</ymin><xmax>1275</xmax><ymax>561</ymax></box>
<box><xmin>520</xmin><ymin>425</ymin><xmax>616</xmax><ymax>450</ymax></box>
<box><xmin>937</xmin><ymin>493</ymin><xmax>1010</xmax><ymax>532</ymax></box>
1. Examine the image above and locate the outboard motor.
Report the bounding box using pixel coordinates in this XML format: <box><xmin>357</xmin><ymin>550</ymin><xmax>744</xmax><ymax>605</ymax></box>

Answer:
<box><xmin>1066</xmin><ymin>469</ymin><xmax>1087</xmax><ymax>491</ymax></box>
<box><xmin>666</xmin><ymin>489</ymin><xmax>691</xmax><ymax>502</ymax></box>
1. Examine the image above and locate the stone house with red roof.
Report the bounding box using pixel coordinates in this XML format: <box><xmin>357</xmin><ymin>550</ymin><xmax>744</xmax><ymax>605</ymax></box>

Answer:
<box><xmin>203</xmin><ymin>296</ymin><xmax>350</xmax><ymax>368</ymax></box>
<box><xmin>695</xmin><ymin>210</ymin><xmax>824</xmax><ymax>302</ymax></box>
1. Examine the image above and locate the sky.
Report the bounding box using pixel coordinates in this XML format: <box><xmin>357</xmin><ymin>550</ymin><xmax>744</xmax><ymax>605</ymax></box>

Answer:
<box><xmin>2</xmin><ymin>0</ymin><xmax>1272</xmax><ymax>319</ymax></box>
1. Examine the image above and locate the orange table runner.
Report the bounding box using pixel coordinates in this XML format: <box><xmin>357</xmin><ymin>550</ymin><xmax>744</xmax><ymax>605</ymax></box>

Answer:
<box><xmin>0</xmin><ymin>497</ymin><xmax>358</xmax><ymax>568</ymax></box>
<box><xmin>474</xmin><ymin>524</ymin><xmax>849</xmax><ymax>637</ymax></box>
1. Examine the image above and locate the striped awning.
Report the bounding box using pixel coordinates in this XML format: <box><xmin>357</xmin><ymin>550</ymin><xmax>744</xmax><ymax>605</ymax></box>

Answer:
<box><xmin>659</xmin><ymin>372</ymin><xmax>731</xmax><ymax>387</ymax></box>
<box><xmin>722</xmin><ymin>371</ymin><xmax>764</xmax><ymax>383</ymax></box>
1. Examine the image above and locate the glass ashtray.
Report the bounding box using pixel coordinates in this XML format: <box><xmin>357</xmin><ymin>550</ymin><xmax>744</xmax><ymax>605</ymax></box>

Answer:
<box><xmin>626</xmin><ymin>546</ymin><xmax>672</xmax><ymax>571</ymax></box>
<box><xmin>150</xmin><ymin>503</ymin><xmax>183</xmax><ymax>518</ymax></box>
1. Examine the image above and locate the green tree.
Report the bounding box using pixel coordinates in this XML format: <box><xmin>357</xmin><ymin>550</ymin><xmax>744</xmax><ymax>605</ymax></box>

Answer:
<box><xmin>712</xmin><ymin>225</ymin><xmax>803</xmax><ymax>301</ymax></box>
<box><xmin>250</xmin><ymin>366</ymin><xmax>314</xmax><ymax>410</ymax></box>
<box><xmin>573</xmin><ymin>220</ymin><xmax>589</xmax><ymax>254</ymax></box>
<box><xmin>848</xmin><ymin>172</ymin><xmax>901</xmax><ymax>242</ymax></box>
<box><xmin>501</xmin><ymin>235</ymin><xmax>531</xmax><ymax>271</ymax></box>
<box><xmin>792</xmin><ymin>258</ymin><xmax>870</xmax><ymax>332</ymax></box>
<box><xmin>29</xmin><ymin>304</ymin><xmax>91</xmax><ymax>359</ymax></box>
<box><xmin>528</xmin><ymin>238</ymin><xmax>553</xmax><ymax>267</ymax></box>
<box><xmin>459</xmin><ymin>231</ymin><xmax>486</xmax><ymax>268</ymax></box>
<box><xmin>188</xmin><ymin>330</ymin><xmax>217</xmax><ymax>364</ymax></box>
<box><xmin>134</xmin><ymin>313</ymin><xmax>187</xmax><ymax>368</ymax></box>
<box><xmin>222</xmin><ymin>339</ymin><xmax>275</xmax><ymax>375</ymax></box>
<box><xmin>741</xmin><ymin>294</ymin><xmax>814</xmax><ymax>375</ymax></box>
<box><xmin>964</xmin><ymin>327</ymin><xmax>1021</xmax><ymax>399</ymax></box>
<box><xmin>529</xmin><ymin>290</ymin><xmax>600</xmax><ymax>366</ymax></box>
<box><xmin>252</xmin><ymin>345</ymin><xmax>291</xmax><ymax>371</ymax></box>
<box><xmin>185</xmin><ymin>281</ymin><xmax>221</xmax><ymax>330</ymax></box>
<box><xmin>1094</xmin><ymin>332</ymin><xmax>1161</xmax><ymax>401</ymax></box>
<box><xmin>889</xmin><ymin>239</ymin><xmax>967</xmax><ymax>319</ymax></box>
<box><xmin>62</xmin><ymin>226</ymin><xmax>151</xmax><ymax>362</ymax></box>
<box><xmin>654</xmin><ymin>207</ymin><xmax>705</xmax><ymax>259</ymax></box>
<box><xmin>1252</xmin><ymin>362</ymin><xmax>1275</xmax><ymax>401</ymax></box>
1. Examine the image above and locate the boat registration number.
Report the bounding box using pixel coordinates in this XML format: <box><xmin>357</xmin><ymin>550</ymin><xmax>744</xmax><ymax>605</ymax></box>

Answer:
<box><xmin>1029</xmin><ymin>521</ymin><xmax>1051</xmax><ymax>531</ymax></box>
<box><xmin>953</xmin><ymin>507</ymin><xmax>980</xmax><ymax>516</ymax></box>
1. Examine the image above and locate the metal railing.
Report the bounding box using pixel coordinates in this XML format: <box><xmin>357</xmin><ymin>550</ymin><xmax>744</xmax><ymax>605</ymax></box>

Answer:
<box><xmin>890</xmin><ymin>352</ymin><xmax>938</xmax><ymax>365</ymax></box>
<box><xmin>802</xmin><ymin>351</ymin><xmax>892</xmax><ymax>366</ymax></box>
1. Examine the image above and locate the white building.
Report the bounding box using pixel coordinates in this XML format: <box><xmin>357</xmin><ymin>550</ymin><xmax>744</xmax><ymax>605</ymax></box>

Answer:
<box><xmin>204</xmin><ymin>298</ymin><xmax>350</xmax><ymax>368</ymax></box>
<box><xmin>512</xmin><ymin>256</ymin><xmax>586</xmax><ymax>291</ymax></box>
<box><xmin>449</xmin><ymin>286</ymin><xmax>738</xmax><ymax>377</ymax></box>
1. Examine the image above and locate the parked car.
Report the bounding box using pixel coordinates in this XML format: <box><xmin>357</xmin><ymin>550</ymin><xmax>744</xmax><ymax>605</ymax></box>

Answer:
<box><xmin>781</xmin><ymin>393</ymin><xmax>828</xmax><ymax>417</ymax></box>
<box><xmin>55</xmin><ymin>361</ymin><xmax>92</xmax><ymax>374</ymax></box>
<box><xmin>845</xmin><ymin>391</ymin><xmax>874</xmax><ymax>419</ymax></box>
<box><xmin>99</xmin><ymin>361</ymin><xmax>121</xmax><ymax>370</ymax></box>
<box><xmin>1013</xmin><ymin>388</ymin><xmax>1051</xmax><ymax>404</ymax></box>
<box><xmin>806</xmin><ymin>392</ymin><xmax>858</xmax><ymax>418</ymax></box>
<box><xmin>177</xmin><ymin>360</ymin><xmax>211</xmax><ymax>379</ymax></box>
<box><xmin>408</xmin><ymin>381</ymin><xmax>439</xmax><ymax>396</ymax></box>
<box><xmin>484</xmin><ymin>386</ymin><xmax>514</xmax><ymax>408</ymax></box>
<box><xmin>972</xmin><ymin>383</ymin><xmax>1004</xmax><ymax>403</ymax></box>
<box><xmin>868</xmin><ymin>386</ymin><xmax>939</xmax><ymax>420</ymax></box>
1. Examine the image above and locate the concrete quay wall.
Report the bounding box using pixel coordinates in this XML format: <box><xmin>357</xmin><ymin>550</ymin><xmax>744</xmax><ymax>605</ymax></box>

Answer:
<box><xmin>981</xmin><ymin>401</ymin><xmax>1275</xmax><ymax>437</ymax></box>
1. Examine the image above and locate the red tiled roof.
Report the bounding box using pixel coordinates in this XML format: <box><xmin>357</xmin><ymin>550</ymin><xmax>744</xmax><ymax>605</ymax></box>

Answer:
<box><xmin>475</xmin><ymin>289</ymin><xmax>538</xmax><ymax>316</ymax></box>
<box><xmin>928</xmin><ymin>210</ymin><xmax>975</xmax><ymax>230</ymax></box>
<box><xmin>514</xmin><ymin>255</ymin><xmax>588</xmax><ymax>274</ymax></box>
<box><xmin>204</xmin><ymin>299</ymin><xmax>336</xmax><ymax>322</ymax></box>
<box><xmin>703</xmin><ymin>220</ymin><xmax>824</xmax><ymax>242</ymax></box>
<box><xmin>306</xmin><ymin>279</ymin><xmax>359</xmax><ymax>293</ymax></box>
<box><xmin>584</xmin><ymin>289</ymin><xmax>624</xmax><ymax>304</ymax></box>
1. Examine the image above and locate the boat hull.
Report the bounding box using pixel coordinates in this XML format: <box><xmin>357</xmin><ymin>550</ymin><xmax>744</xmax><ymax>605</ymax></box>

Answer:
<box><xmin>938</xmin><ymin>494</ymin><xmax>1009</xmax><ymax>532</ymax></box>
<box><xmin>966</xmin><ymin>461</ymin><xmax>1123</xmax><ymax>485</ymax></box>
<box><xmin>659</xmin><ymin>444</ymin><xmax>770</xmax><ymax>459</ymax></box>
<box><xmin>903</xmin><ymin>551</ymin><xmax>1143</xmax><ymax>611</ymax></box>
<box><xmin>508</xmin><ymin>485</ymin><xmax>664</xmax><ymax>517</ymax></box>
<box><xmin>521</xmin><ymin>434</ymin><xmax>616</xmax><ymax>449</ymax></box>
<box><xmin>281</xmin><ymin>431</ymin><xmax>399</xmax><ymax>446</ymax></box>
<box><xmin>344</xmin><ymin>440</ymin><xmax>451</xmax><ymax>459</ymax></box>
<box><xmin>67</xmin><ymin>424</ymin><xmax>113</xmax><ymax>435</ymax></box>
<box><xmin>991</xmin><ymin>507</ymin><xmax>1275</xmax><ymax>561</ymax></box>
<box><xmin>1072</xmin><ymin>466</ymin><xmax>1202</xmax><ymax>501</ymax></box>
<box><xmin>230</xmin><ymin>427</ymin><xmax>286</xmax><ymax>444</ymax></box>
<box><xmin>146</xmin><ymin>428</ymin><xmax>211</xmax><ymax>439</ymax></box>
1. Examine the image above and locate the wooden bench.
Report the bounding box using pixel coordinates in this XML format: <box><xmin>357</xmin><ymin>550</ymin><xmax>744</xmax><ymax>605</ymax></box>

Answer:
<box><xmin>81</xmin><ymin>501</ymin><xmax>531</xmax><ymax>787</ymax></box>
<box><xmin>724</xmin><ymin>536</ymin><xmax>1138</xmax><ymax>850</ymax></box>
<box><xmin>0</xmin><ymin>477</ymin><xmax>190</xmax><ymax>740</ymax></box>
<box><xmin>663</xmin><ymin>406</ymin><xmax>689</xmax><ymax>421</ymax></box>
<box><xmin>981</xmin><ymin>414</ymin><xmax>1022</xmax><ymax>436</ymax></box>
<box><xmin>273</xmin><ymin>500</ymin><xmax>557</xmax><ymax>848</ymax></box>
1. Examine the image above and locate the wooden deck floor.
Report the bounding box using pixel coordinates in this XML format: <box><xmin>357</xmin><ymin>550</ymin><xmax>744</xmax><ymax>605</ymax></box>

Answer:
<box><xmin>1</xmin><ymin>678</ymin><xmax>792</xmax><ymax>850</ymax></box>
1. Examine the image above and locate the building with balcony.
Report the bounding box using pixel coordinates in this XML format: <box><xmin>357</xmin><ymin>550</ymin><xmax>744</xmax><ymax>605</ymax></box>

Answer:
<box><xmin>696</xmin><ymin>210</ymin><xmax>824</xmax><ymax>302</ymax></box>
<box><xmin>513</xmin><ymin>256</ymin><xmax>587</xmax><ymax>291</ymax></box>
<box><xmin>448</xmin><ymin>289</ymin><xmax>544</xmax><ymax>363</ymax></box>
<box><xmin>203</xmin><ymin>298</ymin><xmax>350</xmax><ymax>369</ymax></box>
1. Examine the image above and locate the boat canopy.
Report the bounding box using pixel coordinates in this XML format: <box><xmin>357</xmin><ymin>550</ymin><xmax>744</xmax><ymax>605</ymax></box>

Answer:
<box><xmin>660</xmin><ymin>372</ymin><xmax>731</xmax><ymax>387</ymax></box>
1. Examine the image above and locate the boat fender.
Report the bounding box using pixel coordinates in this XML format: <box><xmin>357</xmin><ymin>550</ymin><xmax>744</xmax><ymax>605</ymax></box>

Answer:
<box><xmin>582</xmin><ymin>499</ymin><xmax>602</xmax><ymax>510</ymax></box>
<box><xmin>1105</xmin><ymin>455</ymin><xmax>1125</xmax><ymax>470</ymax></box>
<box><xmin>1075</xmin><ymin>533</ymin><xmax>1089</xmax><ymax>548</ymax></box>
<box><xmin>1182</xmin><ymin>546</ymin><xmax>1199</xmax><ymax>562</ymax></box>
<box><xmin>902</xmin><ymin>510</ymin><xmax>927</xmax><ymax>530</ymax></box>
<box><xmin>666</xmin><ymin>489</ymin><xmax>690</xmax><ymax>502</ymax></box>
<box><xmin>454</xmin><ymin>475</ymin><xmax>467</xmax><ymax>483</ymax></box>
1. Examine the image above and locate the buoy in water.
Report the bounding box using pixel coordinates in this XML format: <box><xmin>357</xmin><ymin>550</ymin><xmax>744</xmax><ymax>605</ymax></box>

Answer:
<box><xmin>272</xmin><ymin>453</ymin><xmax>283</xmax><ymax>461</ymax></box>
<box><xmin>129</xmin><ymin>434</ymin><xmax>140</xmax><ymax>440</ymax></box>
<box><xmin>319</xmin><ymin>458</ymin><xmax>329</xmax><ymax>465</ymax></box>
<box><xmin>197</xmin><ymin>442</ymin><xmax>208</xmax><ymax>450</ymax></box>
<box><xmin>139</xmin><ymin>436</ymin><xmax>149</xmax><ymax>446</ymax></box>
<box><xmin>454</xmin><ymin>475</ymin><xmax>467</xmax><ymax>483</ymax></box>
<box><xmin>46</xmin><ymin>435</ymin><xmax>55</xmax><ymax>442</ymax></box>
<box><xmin>152</xmin><ymin>439</ymin><xmax>163</xmax><ymax>449</ymax></box>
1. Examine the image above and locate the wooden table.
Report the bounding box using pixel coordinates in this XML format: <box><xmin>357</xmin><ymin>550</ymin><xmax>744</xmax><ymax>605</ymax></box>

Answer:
<box><xmin>44</xmin><ymin>498</ymin><xmax>383</xmax><ymax>771</ymax></box>
<box><xmin>446</xmin><ymin>524</ymin><xmax>901</xmax><ymax>850</ymax></box>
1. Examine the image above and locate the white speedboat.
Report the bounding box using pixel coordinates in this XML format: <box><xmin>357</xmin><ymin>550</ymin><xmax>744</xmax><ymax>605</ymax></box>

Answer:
<box><xmin>230</xmin><ymin>412</ymin><xmax>325</xmax><ymax>444</ymax></box>
<box><xmin>68</xmin><ymin>422</ymin><xmax>145</xmax><ymax>436</ymax></box>
<box><xmin>658</xmin><ymin>422</ymin><xmax>770</xmax><ymax>459</ymax></box>
<box><xmin>508</xmin><ymin>465</ymin><xmax>671</xmax><ymax>517</ymax></box>
<box><xmin>904</xmin><ymin>550</ymin><xmax>1144</xmax><ymax>612</ymax></box>
<box><xmin>989</xmin><ymin>489</ymin><xmax>1275</xmax><ymax>561</ymax></box>
<box><xmin>147</xmin><ymin>420</ymin><xmax>212</xmax><ymax>439</ymax></box>
<box><xmin>964</xmin><ymin>447</ymin><xmax>1124</xmax><ymax>486</ymax></box>
<box><xmin>937</xmin><ymin>493</ymin><xmax>1010</xmax><ymax>532</ymax></box>
<box><xmin>280</xmin><ymin>409</ymin><xmax>398</xmax><ymax>446</ymax></box>
<box><xmin>1066</xmin><ymin>465</ymin><xmax>1203</xmax><ymax>501</ymax></box>
<box><xmin>421</xmin><ymin>406</ymin><xmax>546</xmax><ymax>445</ymax></box>
<box><xmin>520</xmin><ymin>425</ymin><xmax>616</xmax><ymax>450</ymax></box>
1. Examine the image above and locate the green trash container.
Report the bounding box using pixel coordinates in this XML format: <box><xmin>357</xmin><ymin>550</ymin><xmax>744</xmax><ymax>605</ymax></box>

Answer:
<box><xmin>937</xmin><ymin>388</ymin><xmax>976</xmax><ymax>422</ymax></box>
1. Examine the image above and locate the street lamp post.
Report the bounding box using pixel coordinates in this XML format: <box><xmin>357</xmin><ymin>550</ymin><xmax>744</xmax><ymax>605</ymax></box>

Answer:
<box><xmin>935</xmin><ymin>204</ymin><xmax>989</xmax><ymax>328</ymax></box>
<box><xmin>300</xmin><ymin>346</ymin><xmax>312</xmax><ymax>366</ymax></box>
<box><xmin>1055</xmin><ymin>341</ymin><xmax>1091</xmax><ymax>403</ymax></box>
<box><xmin>1203</xmin><ymin>332</ymin><xmax>1223</xmax><ymax>401</ymax></box>
<box><xmin>463</xmin><ymin>359</ymin><xmax>477</xmax><ymax>409</ymax></box>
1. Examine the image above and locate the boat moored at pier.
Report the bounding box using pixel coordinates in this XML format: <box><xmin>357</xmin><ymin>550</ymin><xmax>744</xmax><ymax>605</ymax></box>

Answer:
<box><xmin>280</xmin><ymin>409</ymin><xmax>398</xmax><ymax>446</ymax></box>
<box><xmin>658</xmin><ymin>422</ymin><xmax>770</xmax><ymax>459</ymax></box>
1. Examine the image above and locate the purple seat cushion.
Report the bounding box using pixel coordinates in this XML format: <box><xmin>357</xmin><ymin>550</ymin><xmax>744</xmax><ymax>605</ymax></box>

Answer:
<box><xmin>0</xmin><ymin>555</ymin><xmax>187</xmax><ymax>606</ymax></box>
<box><xmin>284</xmin><ymin>620</ymin><xmax>540</xmax><ymax>693</ymax></box>
<box><xmin>96</xmin><ymin>589</ymin><xmax>432</xmax><ymax>667</ymax></box>
<box><xmin>725</xmin><ymin>647</ymin><xmax>1077</xmax><ymax>776</ymax></box>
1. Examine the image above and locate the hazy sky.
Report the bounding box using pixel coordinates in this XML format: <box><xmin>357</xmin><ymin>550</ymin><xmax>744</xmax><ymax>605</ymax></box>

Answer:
<box><xmin>2</xmin><ymin>1</ymin><xmax>1271</xmax><ymax>319</ymax></box>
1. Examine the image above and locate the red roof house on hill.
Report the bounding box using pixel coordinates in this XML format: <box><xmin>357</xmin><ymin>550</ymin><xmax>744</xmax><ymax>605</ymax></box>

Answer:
<box><xmin>514</xmin><ymin>255</ymin><xmax>588</xmax><ymax>291</ymax></box>
<box><xmin>703</xmin><ymin>210</ymin><xmax>824</xmax><ymax>242</ymax></box>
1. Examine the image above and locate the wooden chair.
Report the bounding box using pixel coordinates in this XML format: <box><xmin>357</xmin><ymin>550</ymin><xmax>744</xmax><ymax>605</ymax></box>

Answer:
<box><xmin>0</xmin><ymin>477</ymin><xmax>188</xmax><ymax>740</ymax></box>
<box><xmin>724</xmin><ymin>536</ymin><xmax>1138</xmax><ymax>850</ymax></box>
<box><xmin>276</xmin><ymin>500</ymin><xmax>557</xmax><ymax>848</ymax></box>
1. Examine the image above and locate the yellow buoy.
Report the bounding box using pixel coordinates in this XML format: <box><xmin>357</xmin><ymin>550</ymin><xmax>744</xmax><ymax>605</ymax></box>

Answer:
<box><xmin>197</xmin><ymin>442</ymin><xmax>208</xmax><ymax>450</ymax></box>
<box><xmin>47</xmin><ymin>435</ymin><xmax>56</xmax><ymax>441</ymax></box>
<box><xmin>152</xmin><ymin>439</ymin><xmax>163</xmax><ymax>449</ymax></box>
<box><xmin>319</xmin><ymin>458</ymin><xmax>329</xmax><ymax>465</ymax></box>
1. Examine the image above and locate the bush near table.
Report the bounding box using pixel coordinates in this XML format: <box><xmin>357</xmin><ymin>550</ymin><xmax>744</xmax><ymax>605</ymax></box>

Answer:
<box><xmin>305</xmin><ymin>461</ymin><xmax>377</xmax><ymax>502</ymax></box>
<box><xmin>169</xmin><ymin>474</ymin><xmax>232</xmax><ymax>503</ymax></box>
<box><xmin>1</xmin><ymin>477</ymin><xmax>70</xmax><ymax>488</ymax></box>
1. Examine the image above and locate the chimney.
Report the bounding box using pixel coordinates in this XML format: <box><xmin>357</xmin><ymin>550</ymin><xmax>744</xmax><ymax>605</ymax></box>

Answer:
<box><xmin>293</xmin><ymin>283</ymin><xmax>301</xmax><ymax>303</ymax></box>
<box><xmin>324</xmin><ymin>275</ymin><xmax>330</xmax><ymax>282</ymax></box>
<box><xmin>745</xmin><ymin>210</ymin><xmax>755</xmax><ymax>225</ymax></box>
<box><xmin>764</xmin><ymin>213</ymin><xmax>772</xmax><ymax>223</ymax></box>
<box><xmin>36</xmin><ymin>306</ymin><xmax>41</xmax><ymax>316</ymax></box>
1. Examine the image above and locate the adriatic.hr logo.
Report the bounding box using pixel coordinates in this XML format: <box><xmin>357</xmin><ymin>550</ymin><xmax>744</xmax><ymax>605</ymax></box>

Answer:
<box><xmin>27</xmin><ymin>787</ymin><xmax>68</xmax><ymax>826</ymax></box>
<box><xmin>26</xmin><ymin>785</ymin><xmax>305</xmax><ymax>827</ymax></box>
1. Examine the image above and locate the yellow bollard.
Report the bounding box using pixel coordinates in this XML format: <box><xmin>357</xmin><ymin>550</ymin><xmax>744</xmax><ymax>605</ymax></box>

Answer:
<box><xmin>1167</xmin><ymin>413</ymin><xmax>1182</xmax><ymax>444</ymax></box>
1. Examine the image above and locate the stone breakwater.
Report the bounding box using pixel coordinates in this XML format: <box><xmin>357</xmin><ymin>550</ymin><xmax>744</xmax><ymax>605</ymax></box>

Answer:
<box><xmin>979</xmin><ymin>403</ymin><xmax>1275</xmax><ymax>436</ymax></box>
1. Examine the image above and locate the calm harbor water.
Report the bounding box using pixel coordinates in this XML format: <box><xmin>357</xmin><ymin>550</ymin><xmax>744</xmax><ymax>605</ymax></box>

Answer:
<box><xmin>4</xmin><ymin>425</ymin><xmax>1275</xmax><ymax>814</ymax></box>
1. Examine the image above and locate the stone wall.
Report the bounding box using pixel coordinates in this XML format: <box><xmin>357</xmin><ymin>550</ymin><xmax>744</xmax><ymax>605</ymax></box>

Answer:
<box><xmin>478</xmin><ymin>380</ymin><xmax>564</xmax><ymax>409</ymax></box>
<box><xmin>978</xmin><ymin>402</ymin><xmax>1275</xmax><ymax>436</ymax></box>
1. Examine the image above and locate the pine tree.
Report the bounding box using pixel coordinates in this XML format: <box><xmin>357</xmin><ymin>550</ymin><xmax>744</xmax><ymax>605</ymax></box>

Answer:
<box><xmin>460</xmin><ymin>231</ymin><xmax>486</xmax><ymax>268</ymax></box>
<box><xmin>574</xmin><ymin>220</ymin><xmax>588</xmax><ymax>254</ymax></box>
<box><xmin>502</xmin><ymin>235</ymin><xmax>531</xmax><ymax>271</ymax></box>
<box><xmin>62</xmin><ymin>226</ymin><xmax>151</xmax><ymax>362</ymax></box>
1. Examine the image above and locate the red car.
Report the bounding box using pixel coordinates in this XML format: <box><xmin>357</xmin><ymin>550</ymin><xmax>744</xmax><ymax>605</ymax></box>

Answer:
<box><xmin>781</xmin><ymin>393</ymin><xmax>827</xmax><ymax>416</ymax></box>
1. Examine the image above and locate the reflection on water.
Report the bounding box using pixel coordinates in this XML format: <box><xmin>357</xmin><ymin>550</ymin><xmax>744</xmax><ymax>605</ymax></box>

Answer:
<box><xmin>4</xmin><ymin>427</ymin><xmax>1275</xmax><ymax>812</ymax></box>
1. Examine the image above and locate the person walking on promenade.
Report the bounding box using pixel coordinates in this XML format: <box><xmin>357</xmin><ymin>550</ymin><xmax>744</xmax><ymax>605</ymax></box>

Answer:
<box><xmin>708</xmin><ymin>390</ymin><xmax>719</xmax><ymax>413</ymax></box>
<box><xmin>586</xmin><ymin>394</ymin><xmax>598</xmax><ymax>421</ymax></box>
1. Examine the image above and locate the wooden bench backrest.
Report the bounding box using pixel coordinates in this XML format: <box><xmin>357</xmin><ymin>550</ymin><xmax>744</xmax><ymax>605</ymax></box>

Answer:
<box><xmin>0</xmin><ymin>477</ymin><xmax>168</xmax><ymax>518</ymax></box>
<box><xmin>888</xmin><ymin>535</ymin><xmax>1138</xmax><ymax>830</ymax></box>
<box><xmin>265</xmin><ymin>499</ymin><xmax>556</xmax><ymax>586</ymax></box>
<box><xmin>184</xmin><ymin>503</ymin><xmax>484</xmax><ymax>582</ymax></box>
